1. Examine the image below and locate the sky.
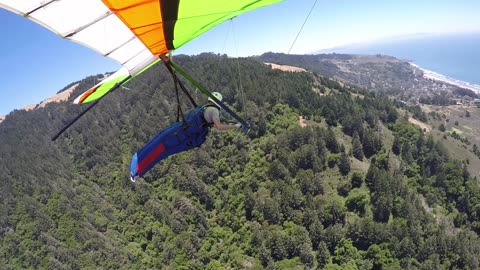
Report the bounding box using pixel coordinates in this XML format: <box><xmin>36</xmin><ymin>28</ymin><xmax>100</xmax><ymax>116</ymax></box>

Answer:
<box><xmin>1</xmin><ymin>0</ymin><xmax>480</xmax><ymax>115</ymax></box>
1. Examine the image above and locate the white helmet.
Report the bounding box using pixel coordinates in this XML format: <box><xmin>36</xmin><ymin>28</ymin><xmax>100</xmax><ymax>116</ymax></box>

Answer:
<box><xmin>208</xmin><ymin>92</ymin><xmax>223</xmax><ymax>106</ymax></box>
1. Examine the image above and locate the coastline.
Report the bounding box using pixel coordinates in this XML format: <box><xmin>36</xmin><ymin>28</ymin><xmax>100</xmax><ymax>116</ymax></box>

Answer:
<box><xmin>410</xmin><ymin>63</ymin><xmax>480</xmax><ymax>94</ymax></box>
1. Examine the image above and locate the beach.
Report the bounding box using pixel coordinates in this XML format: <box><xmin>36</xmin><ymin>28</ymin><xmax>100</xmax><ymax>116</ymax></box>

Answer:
<box><xmin>410</xmin><ymin>63</ymin><xmax>480</xmax><ymax>94</ymax></box>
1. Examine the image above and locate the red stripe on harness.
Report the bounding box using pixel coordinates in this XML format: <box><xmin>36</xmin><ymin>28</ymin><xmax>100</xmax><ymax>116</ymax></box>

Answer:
<box><xmin>137</xmin><ymin>143</ymin><xmax>166</xmax><ymax>175</ymax></box>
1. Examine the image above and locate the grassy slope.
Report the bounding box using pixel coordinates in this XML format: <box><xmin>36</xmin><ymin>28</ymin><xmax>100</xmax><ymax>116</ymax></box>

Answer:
<box><xmin>423</xmin><ymin>104</ymin><xmax>480</xmax><ymax>178</ymax></box>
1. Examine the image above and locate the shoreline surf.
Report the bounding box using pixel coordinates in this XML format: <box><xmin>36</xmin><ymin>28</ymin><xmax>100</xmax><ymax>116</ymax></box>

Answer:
<box><xmin>410</xmin><ymin>63</ymin><xmax>480</xmax><ymax>94</ymax></box>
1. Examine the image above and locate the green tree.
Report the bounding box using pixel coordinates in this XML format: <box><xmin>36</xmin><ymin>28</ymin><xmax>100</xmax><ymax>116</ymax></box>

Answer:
<box><xmin>392</xmin><ymin>136</ymin><xmax>402</xmax><ymax>155</ymax></box>
<box><xmin>316</xmin><ymin>241</ymin><xmax>330</xmax><ymax>270</ymax></box>
<box><xmin>438</xmin><ymin>123</ymin><xmax>446</xmax><ymax>132</ymax></box>
<box><xmin>351</xmin><ymin>172</ymin><xmax>364</xmax><ymax>188</ymax></box>
<box><xmin>325</xmin><ymin>127</ymin><xmax>340</xmax><ymax>153</ymax></box>
<box><xmin>352</xmin><ymin>131</ymin><xmax>364</xmax><ymax>160</ymax></box>
<box><xmin>338</xmin><ymin>151</ymin><xmax>351</xmax><ymax>176</ymax></box>
<box><xmin>333</xmin><ymin>238</ymin><xmax>360</xmax><ymax>266</ymax></box>
<box><xmin>366</xmin><ymin>244</ymin><xmax>400</xmax><ymax>270</ymax></box>
<box><xmin>297</xmin><ymin>169</ymin><xmax>323</xmax><ymax>196</ymax></box>
<box><xmin>345</xmin><ymin>188</ymin><xmax>370</xmax><ymax>215</ymax></box>
<box><xmin>362</xmin><ymin>128</ymin><xmax>382</xmax><ymax>158</ymax></box>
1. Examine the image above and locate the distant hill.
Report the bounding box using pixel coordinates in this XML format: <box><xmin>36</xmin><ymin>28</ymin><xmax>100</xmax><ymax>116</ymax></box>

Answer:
<box><xmin>257</xmin><ymin>52</ymin><xmax>475</xmax><ymax>105</ymax></box>
<box><xmin>39</xmin><ymin>83</ymin><xmax>79</xmax><ymax>108</ymax></box>
<box><xmin>0</xmin><ymin>84</ymin><xmax>79</xmax><ymax>125</ymax></box>
<box><xmin>0</xmin><ymin>73</ymin><xmax>108</xmax><ymax>119</ymax></box>
<box><xmin>18</xmin><ymin>83</ymin><xmax>80</xmax><ymax>114</ymax></box>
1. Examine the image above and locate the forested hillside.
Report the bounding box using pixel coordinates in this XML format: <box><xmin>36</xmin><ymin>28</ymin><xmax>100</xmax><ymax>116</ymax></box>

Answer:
<box><xmin>1</xmin><ymin>54</ymin><xmax>480</xmax><ymax>269</ymax></box>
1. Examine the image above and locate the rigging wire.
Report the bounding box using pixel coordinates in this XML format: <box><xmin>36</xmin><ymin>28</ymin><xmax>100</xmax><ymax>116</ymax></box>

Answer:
<box><xmin>287</xmin><ymin>0</ymin><xmax>318</xmax><ymax>54</ymax></box>
<box><xmin>225</xmin><ymin>19</ymin><xmax>253</xmax><ymax>139</ymax></box>
<box><xmin>220</xmin><ymin>19</ymin><xmax>248</xmax><ymax>120</ymax></box>
<box><xmin>221</xmin><ymin>20</ymin><xmax>233</xmax><ymax>55</ymax></box>
<box><xmin>121</xmin><ymin>86</ymin><xmax>156</xmax><ymax>99</ymax></box>
<box><xmin>230</xmin><ymin>20</ymin><xmax>248</xmax><ymax>112</ymax></box>
<box><xmin>119</xmin><ymin>60</ymin><xmax>161</xmax><ymax>99</ymax></box>
<box><xmin>120</xmin><ymin>73</ymin><xmax>160</xmax><ymax>99</ymax></box>
<box><xmin>217</xmin><ymin>19</ymin><xmax>241</xmax><ymax>120</ymax></box>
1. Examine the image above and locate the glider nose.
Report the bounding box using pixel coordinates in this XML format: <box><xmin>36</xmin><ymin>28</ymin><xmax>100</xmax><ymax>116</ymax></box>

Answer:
<box><xmin>130</xmin><ymin>173</ymin><xmax>137</xmax><ymax>182</ymax></box>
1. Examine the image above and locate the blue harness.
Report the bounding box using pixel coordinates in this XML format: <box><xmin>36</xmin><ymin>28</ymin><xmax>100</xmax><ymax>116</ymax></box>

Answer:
<box><xmin>130</xmin><ymin>105</ymin><xmax>214</xmax><ymax>181</ymax></box>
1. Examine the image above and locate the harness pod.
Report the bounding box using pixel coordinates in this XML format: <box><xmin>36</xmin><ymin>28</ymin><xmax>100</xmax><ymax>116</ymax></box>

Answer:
<box><xmin>130</xmin><ymin>105</ymin><xmax>211</xmax><ymax>181</ymax></box>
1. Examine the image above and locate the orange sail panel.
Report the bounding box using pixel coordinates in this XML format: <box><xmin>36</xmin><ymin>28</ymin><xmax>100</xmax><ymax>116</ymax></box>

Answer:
<box><xmin>102</xmin><ymin>0</ymin><xmax>169</xmax><ymax>55</ymax></box>
<box><xmin>100</xmin><ymin>0</ymin><xmax>285</xmax><ymax>56</ymax></box>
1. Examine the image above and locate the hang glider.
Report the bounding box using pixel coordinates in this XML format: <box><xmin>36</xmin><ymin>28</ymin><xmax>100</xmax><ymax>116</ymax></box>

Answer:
<box><xmin>0</xmin><ymin>0</ymin><xmax>283</xmax><ymax>138</ymax></box>
<box><xmin>1</xmin><ymin>0</ymin><xmax>283</xmax><ymax>103</ymax></box>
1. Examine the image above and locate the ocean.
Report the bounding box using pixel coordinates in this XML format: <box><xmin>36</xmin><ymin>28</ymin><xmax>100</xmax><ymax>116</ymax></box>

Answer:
<box><xmin>323</xmin><ymin>32</ymin><xmax>480</xmax><ymax>86</ymax></box>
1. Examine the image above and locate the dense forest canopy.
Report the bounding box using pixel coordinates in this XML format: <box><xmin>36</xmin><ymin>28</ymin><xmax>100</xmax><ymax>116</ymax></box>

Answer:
<box><xmin>1</xmin><ymin>54</ymin><xmax>480</xmax><ymax>269</ymax></box>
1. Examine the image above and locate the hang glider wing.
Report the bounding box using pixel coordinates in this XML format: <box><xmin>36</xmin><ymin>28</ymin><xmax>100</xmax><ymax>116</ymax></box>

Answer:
<box><xmin>0</xmin><ymin>0</ymin><xmax>283</xmax><ymax>104</ymax></box>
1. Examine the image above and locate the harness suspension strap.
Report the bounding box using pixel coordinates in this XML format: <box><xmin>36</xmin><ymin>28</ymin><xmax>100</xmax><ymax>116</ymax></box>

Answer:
<box><xmin>160</xmin><ymin>55</ymin><xmax>250</xmax><ymax>132</ymax></box>
<box><xmin>171</xmin><ymin>70</ymin><xmax>186</xmax><ymax>124</ymax></box>
<box><xmin>176</xmin><ymin>76</ymin><xmax>197</xmax><ymax>108</ymax></box>
<box><xmin>162</xmin><ymin>58</ymin><xmax>197</xmax><ymax>108</ymax></box>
